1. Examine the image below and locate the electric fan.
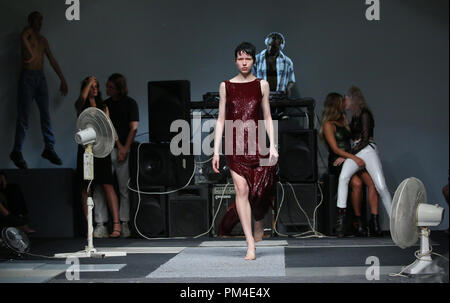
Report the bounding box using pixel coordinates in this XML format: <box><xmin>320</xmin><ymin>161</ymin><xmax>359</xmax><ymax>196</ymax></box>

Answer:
<box><xmin>55</xmin><ymin>107</ymin><xmax>126</xmax><ymax>258</ymax></box>
<box><xmin>0</xmin><ymin>227</ymin><xmax>30</xmax><ymax>256</ymax></box>
<box><xmin>390</xmin><ymin>177</ymin><xmax>445</xmax><ymax>275</ymax></box>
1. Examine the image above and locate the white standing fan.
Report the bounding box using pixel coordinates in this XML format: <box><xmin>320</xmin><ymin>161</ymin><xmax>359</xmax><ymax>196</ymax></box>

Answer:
<box><xmin>390</xmin><ymin>177</ymin><xmax>445</xmax><ymax>275</ymax></box>
<box><xmin>55</xmin><ymin>107</ymin><xmax>126</xmax><ymax>258</ymax></box>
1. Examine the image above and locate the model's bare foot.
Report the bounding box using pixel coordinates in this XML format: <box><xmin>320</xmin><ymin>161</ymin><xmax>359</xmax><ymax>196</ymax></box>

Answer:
<box><xmin>254</xmin><ymin>220</ymin><xmax>264</xmax><ymax>242</ymax></box>
<box><xmin>245</xmin><ymin>248</ymin><xmax>256</xmax><ymax>260</ymax></box>
<box><xmin>245</xmin><ymin>242</ymin><xmax>256</xmax><ymax>260</ymax></box>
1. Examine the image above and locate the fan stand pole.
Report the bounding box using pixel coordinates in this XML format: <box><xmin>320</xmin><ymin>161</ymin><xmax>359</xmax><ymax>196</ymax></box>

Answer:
<box><xmin>85</xmin><ymin>196</ymin><xmax>96</xmax><ymax>255</ymax></box>
<box><xmin>54</xmin><ymin>145</ymin><xmax>126</xmax><ymax>259</ymax></box>
<box><xmin>407</xmin><ymin>227</ymin><xmax>433</xmax><ymax>275</ymax></box>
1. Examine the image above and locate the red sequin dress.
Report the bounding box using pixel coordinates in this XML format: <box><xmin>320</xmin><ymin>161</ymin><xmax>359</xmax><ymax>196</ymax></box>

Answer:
<box><xmin>218</xmin><ymin>78</ymin><xmax>277</xmax><ymax>235</ymax></box>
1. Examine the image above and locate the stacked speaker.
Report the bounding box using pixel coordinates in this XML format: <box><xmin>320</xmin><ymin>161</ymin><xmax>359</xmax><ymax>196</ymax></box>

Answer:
<box><xmin>274</xmin><ymin>109</ymin><xmax>322</xmax><ymax>235</ymax></box>
<box><xmin>167</xmin><ymin>185</ymin><xmax>209</xmax><ymax>237</ymax></box>
<box><xmin>129</xmin><ymin>80</ymin><xmax>196</xmax><ymax>238</ymax></box>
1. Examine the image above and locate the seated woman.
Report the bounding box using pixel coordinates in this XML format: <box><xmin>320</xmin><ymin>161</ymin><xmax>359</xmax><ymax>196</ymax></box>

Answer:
<box><xmin>320</xmin><ymin>93</ymin><xmax>379</xmax><ymax>237</ymax></box>
<box><xmin>0</xmin><ymin>171</ymin><xmax>35</xmax><ymax>234</ymax></box>
<box><xmin>336</xmin><ymin>86</ymin><xmax>392</xmax><ymax>236</ymax></box>
<box><xmin>75</xmin><ymin>76</ymin><xmax>121</xmax><ymax>238</ymax></box>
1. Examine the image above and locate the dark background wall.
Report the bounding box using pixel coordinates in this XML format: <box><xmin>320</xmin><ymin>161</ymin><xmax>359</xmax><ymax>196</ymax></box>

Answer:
<box><xmin>0</xmin><ymin>0</ymin><xmax>448</xmax><ymax>229</ymax></box>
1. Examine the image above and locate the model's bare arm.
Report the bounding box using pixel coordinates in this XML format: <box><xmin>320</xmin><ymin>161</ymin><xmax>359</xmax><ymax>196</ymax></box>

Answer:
<box><xmin>212</xmin><ymin>82</ymin><xmax>226</xmax><ymax>173</ymax></box>
<box><xmin>44</xmin><ymin>38</ymin><xmax>68</xmax><ymax>96</ymax></box>
<box><xmin>214</xmin><ymin>82</ymin><xmax>226</xmax><ymax>155</ymax></box>
<box><xmin>260</xmin><ymin>80</ymin><xmax>276</xmax><ymax>149</ymax></box>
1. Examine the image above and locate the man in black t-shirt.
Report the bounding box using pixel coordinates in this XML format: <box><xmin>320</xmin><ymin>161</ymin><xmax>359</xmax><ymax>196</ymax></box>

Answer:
<box><xmin>93</xmin><ymin>73</ymin><xmax>139</xmax><ymax>238</ymax></box>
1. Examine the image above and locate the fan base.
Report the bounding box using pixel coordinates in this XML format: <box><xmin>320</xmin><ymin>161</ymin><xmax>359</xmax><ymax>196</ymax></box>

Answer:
<box><xmin>405</xmin><ymin>257</ymin><xmax>433</xmax><ymax>275</ymax></box>
<box><xmin>54</xmin><ymin>250</ymin><xmax>126</xmax><ymax>259</ymax></box>
<box><xmin>404</xmin><ymin>228</ymin><xmax>437</xmax><ymax>275</ymax></box>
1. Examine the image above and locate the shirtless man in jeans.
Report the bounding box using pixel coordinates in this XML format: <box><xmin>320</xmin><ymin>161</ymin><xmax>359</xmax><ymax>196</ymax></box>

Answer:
<box><xmin>10</xmin><ymin>11</ymin><xmax>68</xmax><ymax>169</ymax></box>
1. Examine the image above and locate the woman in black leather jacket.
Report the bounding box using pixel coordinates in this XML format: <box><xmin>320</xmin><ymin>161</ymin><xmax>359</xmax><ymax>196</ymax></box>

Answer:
<box><xmin>336</xmin><ymin>86</ymin><xmax>392</xmax><ymax>236</ymax></box>
<box><xmin>320</xmin><ymin>93</ymin><xmax>378</xmax><ymax>237</ymax></box>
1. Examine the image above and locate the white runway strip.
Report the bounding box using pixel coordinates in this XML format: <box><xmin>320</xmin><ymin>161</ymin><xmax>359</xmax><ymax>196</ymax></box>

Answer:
<box><xmin>199</xmin><ymin>240</ymin><xmax>288</xmax><ymax>247</ymax></box>
<box><xmin>286</xmin><ymin>266</ymin><xmax>404</xmax><ymax>278</ymax></box>
<box><xmin>147</xmin><ymin>247</ymin><xmax>286</xmax><ymax>278</ymax></box>
<box><xmin>95</xmin><ymin>247</ymin><xmax>186</xmax><ymax>254</ymax></box>
<box><xmin>0</xmin><ymin>262</ymin><xmax>126</xmax><ymax>283</ymax></box>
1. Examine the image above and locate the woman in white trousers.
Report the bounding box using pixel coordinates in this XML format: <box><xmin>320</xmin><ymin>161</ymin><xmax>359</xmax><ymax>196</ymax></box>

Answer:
<box><xmin>336</xmin><ymin>86</ymin><xmax>392</xmax><ymax>236</ymax></box>
<box><xmin>321</xmin><ymin>93</ymin><xmax>379</xmax><ymax>237</ymax></box>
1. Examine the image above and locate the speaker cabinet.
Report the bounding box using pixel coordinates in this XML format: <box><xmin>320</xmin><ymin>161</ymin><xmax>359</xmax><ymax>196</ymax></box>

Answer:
<box><xmin>130</xmin><ymin>186</ymin><xmax>167</xmax><ymax>238</ymax></box>
<box><xmin>194</xmin><ymin>154</ymin><xmax>229</xmax><ymax>184</ymax></box>
<box><xmin>211</xmin><ymin>184</ymin><xmax>273</xmax><ymax>237</ymax></box>
<box><xmin>167</xmin><ymin>185</ymin><xmax>209</xmax><ymax>237</ymax></box>
<box><xmin>278</xmin><ymin>129</ymin><xmax>318</xmax><ymax>182</ymax></box>
<box><xmin>275</xmin><ymin>182</ymin><xmax>321</xmax><ymax>234</ymax></box>
<box><xmin>318</xmin><ymin>173</ymin><xmax>338</xmax><ymax>236</ymax></box>
<box><xmin>1</xmin><ymin>169</ymin><xmax>78</xmax><ymax>238</ymax></box>
<box><xmin>194</xmin><ymin>134</ymin><xmax>230</xmax><ymax>184</ymax></box>
<box><xmin>129</xmin><ymin>142</ymin><xmax>194</xmax><ymax>187</ymax></box>
<box><xmin>148</xmin><ymin>80</ymin><xmax>191</xmax><ymax>143</ymax></box>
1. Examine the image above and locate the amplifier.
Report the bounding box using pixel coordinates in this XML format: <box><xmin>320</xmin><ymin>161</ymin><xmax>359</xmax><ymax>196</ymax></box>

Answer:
<box><xmin>212</xmin><ymin>184</ymin><xmax>236</xmax><ymax>197</ymax></box>
<box><xmin>211</xmin><ymin>184</ymin><xmax>273</xmax><ymax>237</ymax></box>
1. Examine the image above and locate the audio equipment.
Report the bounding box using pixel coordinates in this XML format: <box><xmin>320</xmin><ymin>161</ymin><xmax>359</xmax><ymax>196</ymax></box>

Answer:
<box><xmin>129</xmin><ymin>142</ymin><xmax>194</xmax><ymax>188</ymax></box>
<box><xmin>167</xmin><ymin>185</ymin><xmax>209</xmax><ymax>237</ymax></box>
<box><xmin>269</xmin><ymin>91</ymin><xmax>287</xmax><ymax>100</ymax></box>
<box><xmin>130</xmin><ymin>186</ymin><xmax>167</xmax><ymax>238</ymax></box>
<box><xmin>148</xmin><ymin>80</ymin><xmax>191</xmax><ymax>143</ymax></box>
<box><xmin>190</xmin><ymin>98</ymin><xmax>315</xmax><ymax>130</ymax></box>
<box><xmin>194</xmin><ymin>154</ymin><xmax>229</xmax><ymax>184</ymax></box>
<box><xmin>278</xmin><ymin>129</ymin><xmax>318</xmax><ymax>182</ymax></box>
<box><xmin>275</xmin><ymin>182</ymin><xmax>320</xmax><ymax>235</ymax></box>
<box><xmin>211</xmin><ymin>184</ymin><xmax>273</xmax><ymax>237</ymax></box>
<box><xmin>202</xmin><ymin>92</ymin><xmax>219</xmax><ymax>102</ymax></box>
<box><xmin>318</xmin><ymin>173</ymin><xmax>338</xmax><ymax>236</ymax></box>
<box><xmin>193</xmin><ymin>134</ymin><xmax>230</xmax><ymax>184</ymax></box>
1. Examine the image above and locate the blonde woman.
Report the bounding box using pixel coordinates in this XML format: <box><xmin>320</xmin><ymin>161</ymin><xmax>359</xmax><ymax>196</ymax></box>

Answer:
<box><xmin>336</xmin><ymin>86</ymin><xmax>392</xmax><ymax>236</ymax></box>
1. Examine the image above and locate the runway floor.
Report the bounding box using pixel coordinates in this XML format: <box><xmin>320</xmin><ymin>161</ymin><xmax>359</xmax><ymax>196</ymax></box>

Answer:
<box><xmin>0</xmin><ymin>231</ymin><xmax>448</xmax><ymax>284</ymax></box>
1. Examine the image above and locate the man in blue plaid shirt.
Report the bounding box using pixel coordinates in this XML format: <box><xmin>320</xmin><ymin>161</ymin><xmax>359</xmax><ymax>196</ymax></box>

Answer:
<box><xmin>253</xmin><ymin>32</ymin><xmax>296</xmax><ymax>97</ymax></box>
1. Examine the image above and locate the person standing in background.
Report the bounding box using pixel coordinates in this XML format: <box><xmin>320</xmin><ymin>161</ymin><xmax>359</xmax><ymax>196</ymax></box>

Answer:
<box><xmin>92</xmin><ymin>73</ymin><xmax>139</xmax><ymax>238</ymax></box>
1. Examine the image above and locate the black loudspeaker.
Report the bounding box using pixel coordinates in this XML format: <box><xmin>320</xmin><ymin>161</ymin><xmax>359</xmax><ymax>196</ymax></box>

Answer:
<box><xmin>275</xmin><ymin>182</ymin><xmax>321</xmax><ymax>234</ymax></box>
<box><xmin>194</xmin><ymin>154</ymin><xmax>229</xmax><ymax>184</ymax></box>
<box><xmin>278</xmin><ymin>129</ymin><xmax>318</xmax><ymax>182</ymax></box>
<box><xmin>318</xmin><ymin>173</ymin><xmax>338</xmax><ymax>236</ymax></box>
<box><xmin>167</xmin><ymin>185</ymin><xmax>209</xmax><ymax>237</ymax></box>
<box><xmin>130</xmin><ymin>186</ymin><xmax>167</xmax><ymax>238</ymax></box>
<box><xmin>2</xmin><ymin>169</ymin><xmax>79</xmax><ymax>238</ymax></box>
<box><xmin>194</xmin><ymin>134</ymin><xmax>230</xmax><ymax>184</ymax></box>
<box><xmin>211</xmin><ymin>184</ymin><xmax>273</xmax><ymax>237</ymax></box>
<box><xmin>148</xmin><ymin>80</ymin><xmax>191</xmax><ymax>143</ymax></box>
<box><xmin>129</xmin><ymin>142</ymin><xmax>194</xmax><ymax>187</ymax></box>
